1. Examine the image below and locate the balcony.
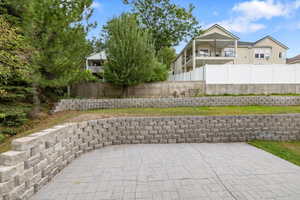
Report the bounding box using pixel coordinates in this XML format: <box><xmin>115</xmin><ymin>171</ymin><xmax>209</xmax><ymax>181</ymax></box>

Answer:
<box><xmin>86</xmin><ymin>66</ymin><xmax>104</xmax><ymax>73</ymax></box>
<box><xmin>196</xmin><ymin>50</ymin><xmax>235</xmax><ymax>59</ymax></box>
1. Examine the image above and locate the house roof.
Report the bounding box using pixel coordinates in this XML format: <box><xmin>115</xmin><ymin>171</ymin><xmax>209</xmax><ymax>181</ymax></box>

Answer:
<box><xmin>173</xmin><ymin>24</ymin><xmax>288</xmax><ymax>62</ymax></box>
<box><xmin>238</xmin><ymin>41</ymin><xmax>254</xmax><ymax>46</ymax></box>
<box><xmin>87</xmin><ymin>51</ymin><xmax>107</xmax><ymax>60</ymax></box>
<box><xmin>287</xmin><ymin>54</ymin><xmax>300</xmax><ymax>64</ymax></box>
<box><xmin>254</xmin><ymin>36</ymin><xmax>289</xmax><ymax>49</ymax></box>
<box><xmin>202</xmin><ymin>24</ymin><xmax>240</xmax><ymax>40</ymax></box>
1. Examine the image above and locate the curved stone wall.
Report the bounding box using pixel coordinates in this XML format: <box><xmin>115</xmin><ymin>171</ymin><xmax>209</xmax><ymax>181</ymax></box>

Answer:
<box><xmin>1</xmin><ymin>114</ymin><xmax>300</xmax><ymax>199</ymax></box>
<box><xmin>53</xmin><ymin>96</ymin><xmax>300</xmax><ymax>113</ymax></box>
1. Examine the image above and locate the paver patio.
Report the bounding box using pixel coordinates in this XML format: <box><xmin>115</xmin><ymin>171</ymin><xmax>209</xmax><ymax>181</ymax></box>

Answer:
<box><xmin>30</xmin><ymin>143</ymin><xmax>300</xmax><ymax>200</ymax></box>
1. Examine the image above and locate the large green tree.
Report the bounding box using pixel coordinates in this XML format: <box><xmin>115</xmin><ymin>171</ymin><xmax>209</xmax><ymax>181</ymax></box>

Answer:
<box><xmin>104</xmin><ymin>13</ymin><xmax>159</xmax><ymax>96</ymax></box>
<box><xmin>21</xmin><ymin>0</ymin><xmax>95</xmax><ymax>115</ymax></box>
<box><xmin>0</xmin><ymin>16</ymin><xmax>31</xmax><ymax>99</ymax></box>
<box><xmin>123</xmin><ymin>0</ymin><xmax>201</xmax><ymax>52</ymax></box>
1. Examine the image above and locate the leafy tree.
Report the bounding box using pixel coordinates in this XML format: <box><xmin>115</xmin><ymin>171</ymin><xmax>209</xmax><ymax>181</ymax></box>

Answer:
<box><xmin>123</xmin><ymin>0</ymin><xmax>201</xmax><ymax>52</ymax></box>
<box><xmin>157</xmin><ymin>47</ymin><xmax>177</xmax><ymax>70</ymax></box>
<box><xmin>21</xmin><ymin>0</ymin><xmax>95</xmax><ymax>115</ymax></box>
<box><xmin>90</xmin><ymin>36</ymin><xmax>105</xmax><ymax>53</ymax></box>
<box><xmin>104</xmin><ymin>13</ymin><xmax>158</xmax><ymax>96</ymax></box>
<box><xmin>147</xmin><ymin>60</ymin><xmax>168</xmax><ymax>82</ymax></box>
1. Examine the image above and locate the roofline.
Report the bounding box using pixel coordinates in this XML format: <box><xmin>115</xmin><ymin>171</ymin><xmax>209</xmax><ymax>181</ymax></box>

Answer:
<box><xmin>255</xmin><ymin>35</ymin><xmax>289</xmax><ymax>50</ymax></box>
<box><xmin>173</xmin><ymin>24</ymin><xmax>241</xmax><ymax>62</ymax></box>
<box><xmin>199</xmin><ymin>24</ymin><xmax>240</xmax><ymax>40</ymax></box>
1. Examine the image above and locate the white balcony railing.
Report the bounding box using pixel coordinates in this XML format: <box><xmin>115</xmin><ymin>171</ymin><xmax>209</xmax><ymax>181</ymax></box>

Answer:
<box><xmin>87</xmin><ymin>66</ymin><xmax>104</xmax><ymax>73</ymax></box>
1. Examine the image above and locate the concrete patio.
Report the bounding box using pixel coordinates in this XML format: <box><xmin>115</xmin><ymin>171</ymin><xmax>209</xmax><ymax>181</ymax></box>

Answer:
<box><xmin>30</xmin><ymin>143</ymin><xmax>300</xmax><ymax>200</ymax></box>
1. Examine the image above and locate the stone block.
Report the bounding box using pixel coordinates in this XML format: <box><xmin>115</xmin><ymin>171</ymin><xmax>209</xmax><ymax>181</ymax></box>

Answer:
<box><xmin>0</xmin><ymin>166</ymin><xmax>17</xmax><ymax>183</ymax></box>
<box><xmin>0</xmin><ymin>151</ymin><xmax>27</xmax><ymax>166</ymax></box>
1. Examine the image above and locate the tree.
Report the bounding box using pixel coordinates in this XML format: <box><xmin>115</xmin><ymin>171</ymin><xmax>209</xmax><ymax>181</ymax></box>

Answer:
<box><xmin>123</xmin><ymin>0</ymin><xmax>201</xmax><ymax>52</ymax></box>
<box><xmin>0</xmin><ymin>16</ymin><xmax>31</xmax><ymax>99</ymax></box>
<box><xmin>90</xmin><ymin>36</ymin><xmax>105</xmax><ymax>53</ymax></box>
<box><xmin>21</xmin><ymin>0</ymin><xmax>95</xmax><ymax>115</ymax></box>
<box><xmin>157</xmin><ymin>47</ymin><xmax>177</xmax><ymax>70</ymax></box>
<box><xmin>0</xmin><ymin>16</ymin><xmax>32</xmax><ymax>133</ymax></box>
<box><xmin>104</xmin><ymin>13</ymin><xmax>158</xmax><ymax>97</ymax></box>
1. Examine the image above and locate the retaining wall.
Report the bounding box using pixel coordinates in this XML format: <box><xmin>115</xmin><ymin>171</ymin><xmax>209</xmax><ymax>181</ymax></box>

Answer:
<box><xmin>53</xmin><ymin>96</ymin><xmax>300</xmax><ymax>112</ymax></box>
<box><xmin>71</xmin><ymin>81</ymin><xmax>205</xmax><ymax>98</ymax></box>
<box><xmin>1</xmin><ymin>114</ymin><xmax>300</xmax><ymax>200</ymax></box>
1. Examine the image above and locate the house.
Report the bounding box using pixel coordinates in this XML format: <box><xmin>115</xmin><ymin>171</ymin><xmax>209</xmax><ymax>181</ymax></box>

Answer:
<box><xmin>86</xmin><ymin>51</ymin><xmax>107</xmax><ymax>74</ymax></box>
<box><xmin>172</xmin><ymin>24</ymin><xmax>288</xmax><ymax>74</ymax></box>
<box><xmin>287</xmin><ymin>54</ymin><xmax>300</xmax><ymax>64</ymax></box>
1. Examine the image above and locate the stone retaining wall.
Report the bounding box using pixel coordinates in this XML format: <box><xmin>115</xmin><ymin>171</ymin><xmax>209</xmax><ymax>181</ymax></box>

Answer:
<box><xmin>53</xmin><ymin>96</ymin><xmax>300</xmax><ymax>112</ymax></box>
<box><xmin>1</xmin><ymin>114</ymin><xmax>300</xmax><ymax>200</ymax></box>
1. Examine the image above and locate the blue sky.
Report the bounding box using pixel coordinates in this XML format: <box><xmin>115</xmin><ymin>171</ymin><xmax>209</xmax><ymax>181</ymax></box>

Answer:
<box><xmin>89</xmin><ymin>0</ymin><xmax>300</xmax><ymax>58</ymax></box>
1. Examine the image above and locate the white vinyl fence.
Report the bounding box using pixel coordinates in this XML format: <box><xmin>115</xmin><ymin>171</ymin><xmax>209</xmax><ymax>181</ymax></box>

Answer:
<box><xmin>169</xmin><ymin>67</ymin><xmax>205</xmax><ymax>81</ymax></box>
<box><xmin>169</xmin><ymin>64</ymin><xmax>300</xmax><ymax>84</ymax></box>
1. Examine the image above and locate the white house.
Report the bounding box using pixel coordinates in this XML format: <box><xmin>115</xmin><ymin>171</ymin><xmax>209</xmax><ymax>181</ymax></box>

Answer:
<box><xmin>86</xmin><ymin>51</ymin><xmax>107</xmax><ymax>73</ymax></box>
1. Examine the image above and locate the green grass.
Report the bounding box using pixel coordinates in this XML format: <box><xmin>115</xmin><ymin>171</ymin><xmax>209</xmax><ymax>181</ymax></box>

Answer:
<box><xmin>88</xmin><ymin>105</ymin><xmax>300</xmax><ymax>116</ymax></box>
<box><xmin>249</xmin><ymin>141</ymin><xmax>300</xmax><ymax>166</ymax></box>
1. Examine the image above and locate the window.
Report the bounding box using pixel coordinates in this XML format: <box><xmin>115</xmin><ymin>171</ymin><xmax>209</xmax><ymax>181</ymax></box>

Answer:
<box><xmin>279</xmin><ymin>52</ymin><xmax>282</xmax><ymax>58</ymax></box>
<box><xmin>198</xmin><ymin>49</ymin><xmax>209</xmax><ymax>57</ymax></box>
<box><xmin>254</xmin><ymin>48</ymin><xmax>271</xmax><ymax>59</ymax></box>
<box><xmin>224</xmin><ymin>48</ymin><xmax>235</xmax><ymax>57</ymax></box>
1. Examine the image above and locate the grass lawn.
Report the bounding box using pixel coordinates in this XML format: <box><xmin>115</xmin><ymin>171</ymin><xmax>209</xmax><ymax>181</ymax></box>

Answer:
<box><xmin>249</xmin><ymin>141</ymin><xmax>300</xmax><ymax>167</ymax></box>
<box><xmin>87</xmin><ymin>105</ymin><xmax>300</xmax><ymax>116</ymax></box>
<box><xmin>2</xmin><ymin>105</ymin><xmax>300</xmax><ymax>153</ymax></box>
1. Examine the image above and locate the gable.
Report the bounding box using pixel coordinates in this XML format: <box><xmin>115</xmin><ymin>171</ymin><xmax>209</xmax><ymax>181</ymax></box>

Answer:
<box><xmin>198</xmin><ymin>24</ymin><xmax>239</xmax><ymax>40</ymax></box>
<box><xmin>87</xmin><ymin>51</ymin><xmax>107</xmax><ymax>60</ymax></box>
<box><xmin>254</xmin><ymin>37</ymin><xmax>288</xmax><ymax>50</ymax></box>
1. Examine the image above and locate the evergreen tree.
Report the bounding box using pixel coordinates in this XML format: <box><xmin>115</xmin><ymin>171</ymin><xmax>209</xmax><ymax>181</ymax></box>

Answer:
<box><xmin>104</xmin><ymin>13</ymin><xmax>158</xmax><ymax>96</ymax></box>
<box><xmin>0</xmin><ymin>16</ymin><xmax>31</xmax><ymax>101</ymax></box>
<box><xmin>21</xmin><ymin>0</ymin><xmax>95</xmax><ymax>115</ymax></box>
<box><xmin>0</xmin><ymin>16</ymin><xmax>32</xmax><ymax>137</ymax></box>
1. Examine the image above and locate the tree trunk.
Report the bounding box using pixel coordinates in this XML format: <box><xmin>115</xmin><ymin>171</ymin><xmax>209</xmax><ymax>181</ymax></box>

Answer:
<box><xmin>121</xmin><ymin>85</ymin><xmax>128</xmax><ymax>98</ymax></box>
<box><xmin>29</xmin><ymin>82</ymin><xmax>41</xmax><ymax>118</ymax></box>
<box><xmin>67</xmin><ymin>85</ymin><xmax>71</xmax><ymax>97</ymax></box>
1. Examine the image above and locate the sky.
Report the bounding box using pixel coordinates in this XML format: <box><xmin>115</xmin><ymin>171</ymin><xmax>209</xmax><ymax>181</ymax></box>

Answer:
<box><xmin>89</xmin><ymin>0</ymin><xmax>300</xmax><ymax>58</ymax></box>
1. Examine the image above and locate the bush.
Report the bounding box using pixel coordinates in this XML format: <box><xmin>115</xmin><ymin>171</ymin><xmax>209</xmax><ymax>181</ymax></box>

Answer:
<box><xmin>0</xmin><ymin>105</ymin><xmax>30</xmax><ymax>127</ymax></box>
<box><xmin>0</xmin><ymin>134</ymin><xmax>6</xmax><ymax>143</ymax></box>
<box><xmin>2</xmin><ymin>128</ymin><xmax>17</xmax><ymax>136</ymax></box>
<box><xmin>147</xmin><ymin>60</ymin><xmax>168</xmax><ymax>82</ymax></box>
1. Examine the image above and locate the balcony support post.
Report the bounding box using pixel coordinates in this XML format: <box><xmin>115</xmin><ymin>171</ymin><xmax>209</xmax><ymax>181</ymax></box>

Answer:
<box><xmin>184</xmin><ymin>49</ymin><xmax>187</xmax><ymax>72</ymax></box>
<box><xmin>192</xmin><ymin>39</ymin><xmax>196</xmax><ymax>71</ymax></box>
<box><xmin>235</xmin><ymin>40</ymin><xmax>238</xmax><ymax>58</ymax></box>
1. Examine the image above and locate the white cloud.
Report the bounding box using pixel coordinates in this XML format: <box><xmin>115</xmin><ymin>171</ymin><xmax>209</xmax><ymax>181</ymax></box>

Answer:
<box><xmin>218</xmin><ymin>18</ymin><xmax>266</xmax><ymax>33</ymax></box>
<box><xmin>232</xmin><ymin>0</ymin><xmax>289</xmax><ymax>20</ymax></box>
<box><xmin>92</xmin><ymin>1</ymin><xmax>101</xmax><ymax>9</ymax></box>
<box><xmin>213</xmin><ymin>0</ymin><xmax>300</xmax><ymax>33</ymax></box>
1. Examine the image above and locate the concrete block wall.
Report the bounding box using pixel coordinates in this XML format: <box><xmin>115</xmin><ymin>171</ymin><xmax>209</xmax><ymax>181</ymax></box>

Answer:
<box><xmin>71</xmin><ymin>81</ymin><xmax>205</xmax><ymax>98</ymax></box>
<box><xmin>52</xmin><ymin>96</ymin><xmax>300</xmax><ymax>112</ymax></box>
<box><xmin>1</xmin><ymin>114</ymin><xmax>300</xmax><ymax>199</ymax></box>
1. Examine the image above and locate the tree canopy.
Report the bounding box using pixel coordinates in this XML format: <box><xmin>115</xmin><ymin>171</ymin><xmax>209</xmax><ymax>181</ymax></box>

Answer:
<box><xmin>22</xmin><ymin>0</ymin><xmax>95</xmax><ymax>88</ymax></box>
<box><xmin>104</xmin><ymin>13</ymin><xmax>161</xmax><ymax>96</ymax></box>
<box><xmin>0</xmin><ymin>16</ymin><xmax>31</xmax><ymax>98</ymax></box>
<box><xmin>123</xmin><ymin>0</ymin><xmax>201</xmax><ymax>51</ymax></box>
